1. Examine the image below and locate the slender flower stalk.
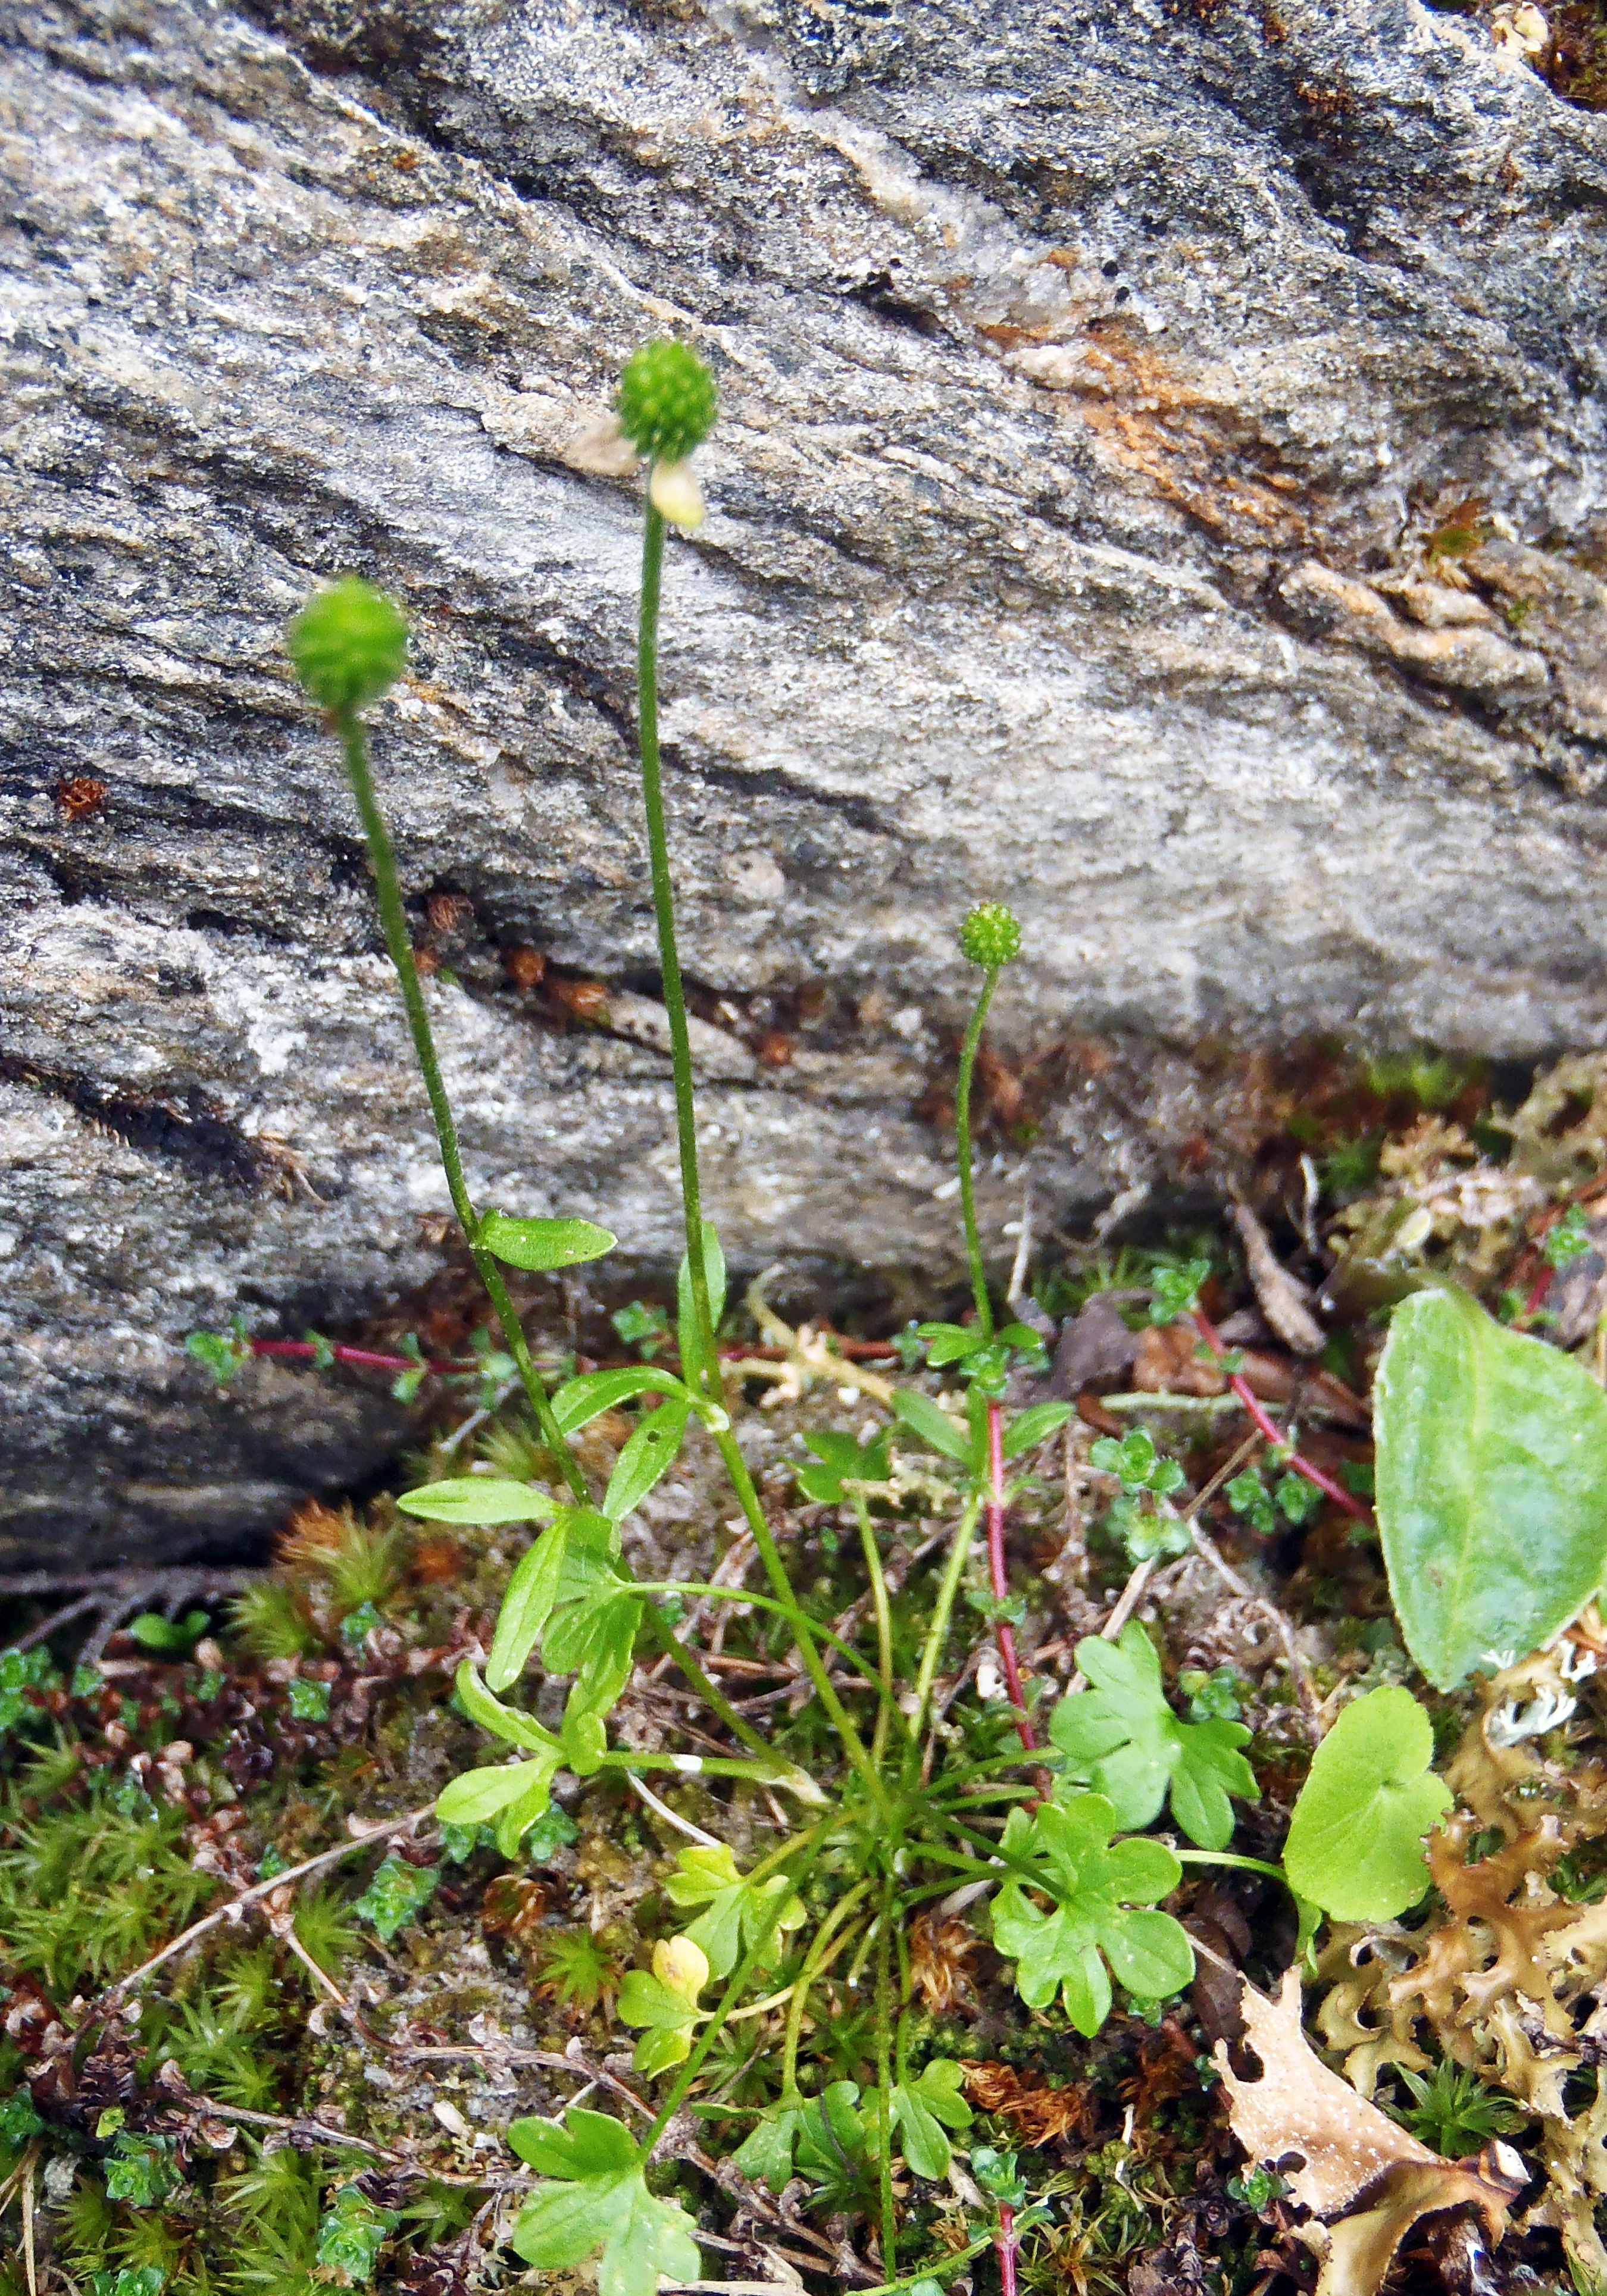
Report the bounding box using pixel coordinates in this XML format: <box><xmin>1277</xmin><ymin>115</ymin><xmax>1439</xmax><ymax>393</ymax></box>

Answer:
<box><xmin>634</xmin><ymin>503</ymin><xmax>720</xmax><ymax>1402</ymax></box>
<box><xmin>616</xmin><ymin>342</ymin><xmax>898</xmax><ymax>1813</ymax></box>
<box><xmin>955</xmin><ymin>903</ymin><xmax>1037</xmax><ymax>1750</ymax></box>
<box><xmin>986</xmin><ymin>1394</ymin><xmax>1037</xmax><ymax>1751</ymax></box>
<box><xmin>287</xmin><ymin>580</ymin><xmax>587</xmax><ymax>1504</ymax></box>
<box><xmin>953</xmin><ymin>967</ymin><xmax>1001</xmax><ymax>1343</ymax></box>
<box><xmin>614</xmin><ymin>342</ymin><xmax>721</xmax><ymax>1397</ymax></box>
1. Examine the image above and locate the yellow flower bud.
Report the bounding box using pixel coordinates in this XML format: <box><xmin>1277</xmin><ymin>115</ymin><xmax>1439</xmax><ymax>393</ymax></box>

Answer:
<box><xmin>653</xmin><ymin>1934</ymin><xmax>709</xmax><ymax>2004</ymax></box>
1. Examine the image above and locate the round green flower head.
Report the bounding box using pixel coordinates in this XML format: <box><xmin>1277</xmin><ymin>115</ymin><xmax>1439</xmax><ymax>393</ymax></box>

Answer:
<box><xmin>958</xmin><ymin>902</ymin><xmax>1023</xmax><ymax>969</ymax></box>
<box><xmin>287</xmin><ymin>577</ymin><xmax>408</xmax><ymax>715</ymax></box>
<box><xmin>616</xmin><ymin>339</ymin><xmax>717</xmax><ymax>464</ymax></box>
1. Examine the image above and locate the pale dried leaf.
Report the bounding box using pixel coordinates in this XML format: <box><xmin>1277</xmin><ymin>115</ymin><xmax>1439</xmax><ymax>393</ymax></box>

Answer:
<box><xmin>1218</xmin><ymin>1972</ymin><xmax>1524</xmax><ymax>2296</ymax></box>
<box><xmin>1231</xmin><ymin>1202</ymin><xmax>1326</xmax><ymax>1356</ymax></box>
<box><xmin>1215</xmin><ymin>1969</ymin><xmax>1435</xmax><ymax>2215</ymax></box>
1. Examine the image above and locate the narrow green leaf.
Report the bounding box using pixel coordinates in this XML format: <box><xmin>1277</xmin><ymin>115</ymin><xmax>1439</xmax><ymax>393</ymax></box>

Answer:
<box><xmin>917</xmin><ymin>1321</ymin><xmax>990</xmax><ymax>1366</ymax></box>
<box><xmin>435</xmin><ymin>1760</ymin><xmax>555</xmax><ymax>1825</ymax></box>
<box><xmin>550</xmin><ymin>1366</ymin><xmax>686</xmax><ymax>1434</ymax></box>
<box><xmin>1001</xmin><ymin>1400</ymin><xmax>1075</xmax><ymax>1459</ymax></box>
<box><xmin>396</xmin><ymin>1477</ymin><xmax>558</xmax><ymax>1526</ymax></box>
<box><xmin>1283</xmin><ymin>1685</ymin><xmax>1452</xmax><ymax>1921</ymax></box>
<box><xmin>1375</xmin><ymin>1284</ymin><xmax>1607</xmax><ymax>1687</ymax></box>
<box><xmin>454</xmin><ymin>1657</ymin><xmax>561</xmax><ymax>1753</ymax></box>
<box><xmin>603</xmin><ymin>1397</ymin><xmax>692</xmax><ymax>1523</ymax></box>
<box><xmin>892</xmin><ymin>1389</ymin><xmax>975</xmax><ymax>1466</ymax></box>
<box><xmin>478</xmin><ymin>1213</ymin><xmax>617</xmax><ymax>1271</ymax></box>
<box><xmin>486</xmin><ymin>1521</ymin><xmax>568</xmax><ymax>1691</ymax></box>
<box><xmin>677</xmin><ymin>1219</ymin><xmax>727</xmax><ymax>1388</ymax></box>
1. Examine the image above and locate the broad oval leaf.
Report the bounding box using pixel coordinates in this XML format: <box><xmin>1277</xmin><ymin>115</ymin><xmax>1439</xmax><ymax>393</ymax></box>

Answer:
<box><xmin>603</xmin><ymin>1397</ymin><xmax>692</xmax><ymax>1523</ymax></box>
<box><xmin>396</xmin><ymin>1477</ymin><xmax>557</xmax><ymax>1526</ymax></box>
<box><xmin>479</xmin><ymin>1212</ymin><xmax>617</xmax><ymax>1271</ymax></box>
<box><xmin>1375</xmin><ymin>1284</ymin><xmax>1607</xmax><ymax>1687</ymax></box>
<box><xmin>892</xmin><ymin>1388</ymin><xmax>976</xmax><ymax>1466</ymax></box>
<box><xmin>486</xmin><ymin>1520</ymin><xmax>568</xmax><ymax>1691</ymax></box>
<box><xmin>551</xmin><ymin>1366</ymin><xmax>687</xmax><ymax>1434</ymax></box>
<box><xmin>1283</xmin><ymin>1685</ymin><xmax>1452</xmax><ymax>1921</ymax></box>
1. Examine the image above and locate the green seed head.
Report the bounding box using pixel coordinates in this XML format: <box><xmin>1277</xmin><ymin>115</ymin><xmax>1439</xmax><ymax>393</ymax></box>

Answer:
<box><xmin>958</xmin><ymin>902</ymin><xmax>1023</xmax><ymax>969</ymax></box>
<box><xmin>616</xmin><ymin>339</ymin><xmax>717</xmax><ymax>463</ymax></box>
<box><xmin>287</xmin><ymin>577</ymin><xmax>408</xmax><ymax>715</ymax></box>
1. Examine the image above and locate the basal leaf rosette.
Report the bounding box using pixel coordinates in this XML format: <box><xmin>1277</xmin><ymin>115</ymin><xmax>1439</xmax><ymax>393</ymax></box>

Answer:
<box><xmin>990</xmin><ymin>1794</ymin><xmax>1194</xmax><ymax>2036</ymax></box>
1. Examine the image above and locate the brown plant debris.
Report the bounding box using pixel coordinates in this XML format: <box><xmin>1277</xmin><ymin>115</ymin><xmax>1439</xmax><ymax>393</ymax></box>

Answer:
<box><xmin>963</xmin><ymin>2060</ymin><xmax>1093</xmax><ymax>2145</ymax></box>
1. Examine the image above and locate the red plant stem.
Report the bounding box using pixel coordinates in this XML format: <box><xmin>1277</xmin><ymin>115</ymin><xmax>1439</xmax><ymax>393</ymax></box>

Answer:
<box><xmin>986</xmin><ymin>1400</ymin><xmax>1037</xmax><ymax>1751</ymax></box>
<box><xmin>249</xmin><ymin>1338</ymin><xmax>475</xmax><ymax>1377</ymax></box>
<box><xmin>997</xmin><ymin>2206</ymin><xmax>1019</xmax><ymax>2296</ymax></box>
<box><xmin>251</xmin><ymin>1334</ymin><xmax>898</xmax><ymax>1381</ymax></box>
<box><xmin>1523</xmin><ymin>1265</ymin><xmax>1553</xmax><ymax>1320</ymax></box>
<box><xmin>1190</xmin><ymin>1310</ymin><xmax>1370</xmax><ymax>1524</ymax></box>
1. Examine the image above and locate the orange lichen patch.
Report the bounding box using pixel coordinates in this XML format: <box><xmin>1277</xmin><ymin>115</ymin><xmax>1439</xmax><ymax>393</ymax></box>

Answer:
<box><xmin>504</xmin><ymin>944</ymin><xmax>546</xmax><ymax>990</ymax></box>
<box><xmin>1006</xmin><ymin>329</ymin><xmax>1317</xmax><ymax>547</ymax></box>
<box><xmin>1399</xmin><ymin>1816</ymin><xmax>1583</xmax><ymax>2050</ymax></box>
<box><xmin>964</xmin><ymin>2060</ymin><xmax>1093</xmax><ymax>2144</ymax></box>
<box><xmin>548</xmin><ymin>976</ymin><xmax>611</xmax><ymax>1025</ymax></box>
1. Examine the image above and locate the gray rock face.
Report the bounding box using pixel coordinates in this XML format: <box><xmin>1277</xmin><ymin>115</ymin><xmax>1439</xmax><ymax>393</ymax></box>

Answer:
<box><xmin>2</xmin><ymin>0</ymin><xmax>1605</xmax><ymax>1563</ymax></box>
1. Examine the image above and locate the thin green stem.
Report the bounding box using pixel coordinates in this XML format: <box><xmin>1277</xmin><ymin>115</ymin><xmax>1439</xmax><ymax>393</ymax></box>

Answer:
<box><xmin>1174</xmin><ymin>1848</ymin><xmax>1290</xmax><ymax>1885</ymax></box>
<box><xmin>955</xmin><ymin>968</ymin><xmax>1000</xmax><ymax>1340</ymax></box>
<box><xmin>853</xmin><ymin>1491</ymin><xmax>896</xmax><ymax>1765</ymax></box>
<box><xmin>902</xmin><ymin>1493</ymin><xmax>981</xmax><ymax>1783</ymax></box>
<box><xmin>335</xmin><ymin>711</ymin><xmax>587</xmax><ymax>1505</ymax></box>
<box><xmin>746</xmin><ymin>1818</ymin><xmax>833</xmax><ymax>1890</ymax></box>
<box><xmin>713</xmin><ymin>1428</ymin><xmax>895</xmax><ymax>1820</ymax></box>
<box><xmin>633</xmin><ymin>1600</ymin><xmax>778</xmax><ymax>1763</ymax></box>
<box><xmin>596</xmin><ymin>1751</ymin><xmax>812</xmax><ymax>1785</ymax></box>
<box><xmin>859</xmin><ymin>2236</ymin><xmax>995</xmax><ymax>2296</ymax></box>
<box><xmin>781</xmin><ymin>1879</ymin><xmax>873</xmax><ymax>2094</ymax></box>
<box><xmin>874</xmin><ymin>1878</ymin><xmax>897</xmax><ymax>2279</ymax></box>
<box><xmin>630</xmin><ymin>1582</ymin><xmax>896</xmax><ymax>1698</ymax></box>
<box><xmin>893</xmin><ymin>1928</ymin><xmax>913</xmax><ymax>2088</ymax></box>
<box><xmin>636</xmin><ymin>503</ymin><xmax>720</xmax><ymax>1405</ymax></box>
